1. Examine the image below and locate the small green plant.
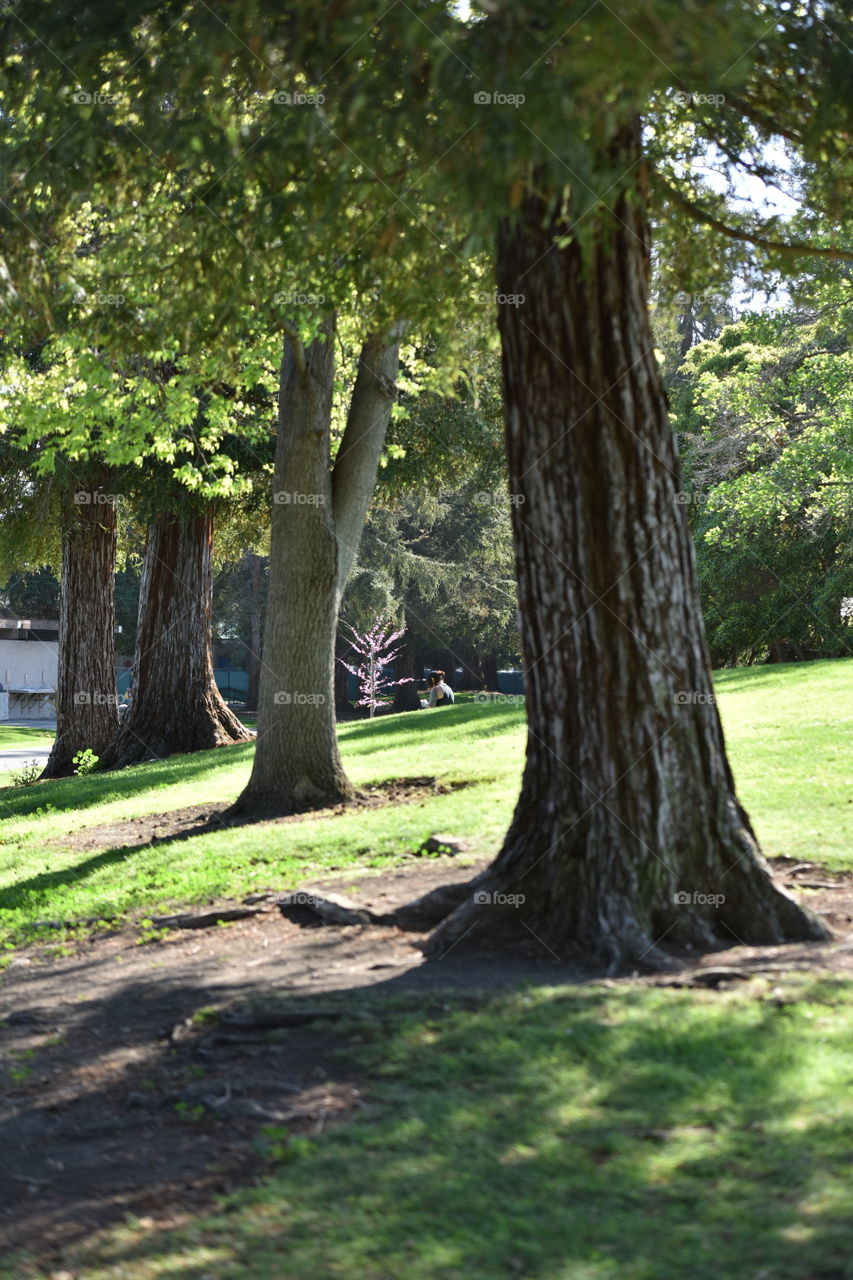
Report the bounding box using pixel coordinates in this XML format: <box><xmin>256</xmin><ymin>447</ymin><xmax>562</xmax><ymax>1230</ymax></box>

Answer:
<box><xmin>254</xmin><ymin>1123</ymin><xmax>288</xmax><ymax>1161</ymax></box>
<box><xmin>253</xmin><ymin>1124</ymin><xmax>303</xmax><ymax>1162</ymax></box>
<box><xmin>136</xmin><ymin>919</ymin><xmax>171</xmax><ymax>945</ymax></box>
<box><xmin>173</xmin><ymin>1100</ymin><xmax>206</xmax><ymax>1123</ymax></box>
<box><xmin>190</xmin><ymin>1006</ymin><xmax>220</xmax><ymax>1027</ymax></box>
<box><xmin>8</xmin><ymin>1048</ymin><xmax>35</xmax><ymax>1084</ymax></box>
<box><xmin>72</xmin><ymin>748</ymin><xmax>100</xmax><ymax>776</ymax></box>
<box><xmin>9</xmin><ymin>758</ymin><xmax>42</xmax><ymax>787</ymax></box>
<box><xmin>45</xmin><ymin>943</ymin><xmax>74</xmax><ymax>960</ymax></box>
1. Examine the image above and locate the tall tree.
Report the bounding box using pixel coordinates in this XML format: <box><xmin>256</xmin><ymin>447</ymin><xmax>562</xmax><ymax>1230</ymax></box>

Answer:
<box><xmin>2</xmin><ymin>0</ymin><xmax>849</xmax><ymax>962</ymax></box>
<box><xmin>673</xmin><ymin>287</ymin><xmax>853</xmax><ymax>666</ymax></box>
<box><xmin>44</xmin><ymin>474</ymin><xmax>120</xmax><ymax>777</ymax></box>
<box><xmin>429</xmin><ymin>133</ymin><xmax>823</xmax><ymax>964</ymax></box>
<box><xmin>100</xmin><ymin>500</ymin><xmax>251</xmax><ymax>768</ymax></box>
<box><xmin>230</xmin><ymin>323</ymin><xmax>403</xmax><ymax>813</ymax></box>
<box><xmin>0</xmin><ymin>324</ymin><xmax>278</xmax><ymax>768</ymax></box>
<box><xmin>0</xmin><ymin>429</ymin><xmax>121</xmax><ymax>778</ymax></box>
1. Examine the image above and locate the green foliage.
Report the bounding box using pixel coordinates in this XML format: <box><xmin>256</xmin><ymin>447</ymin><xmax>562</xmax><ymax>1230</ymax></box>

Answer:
<box><xmin>0</xmin><ymin>566</ymin><xmax>60</xmax><ymax>619</ymax></box>
<box><xmin>343</xmin><ymin>328</ymin><xmax>516</xmax><ymax>668</ymax></box>
<box><xmin>72</xmin><ymin>748</ymin><xmax>100</xmax><ymax>776</ymax></box>
<box><xmin>3</xmin><ymin>0</ymin><xmax>848</xmax><ymax>368</ymax></box>
<box><xmin>7</xmin><ymin>758</ymin><xmax>42</xmax><ymax>787</ymax></box>
<box><xmin>0</xmin><ymin>332</ymin><xmax>280</xmax><ymax>498</ymax></box>
<box><xmin>346</xmin><ymin>486</ymin><xmax>519</xmax><ymax>670</ymax></box>
<box><xmin>672</xmin><ymin>288</ymin><xmax>853</xmax><ymax>664</ymax></box>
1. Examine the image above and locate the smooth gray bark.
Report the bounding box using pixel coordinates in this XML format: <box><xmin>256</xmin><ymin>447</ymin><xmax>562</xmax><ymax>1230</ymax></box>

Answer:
<box><xmin>231</xmin><ymin>321</ymin><xmax>401</xmax><ymax>814</ymax></box>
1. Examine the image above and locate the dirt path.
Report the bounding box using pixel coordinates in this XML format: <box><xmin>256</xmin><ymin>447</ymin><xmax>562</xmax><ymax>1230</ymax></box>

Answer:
<box><xmin>2</xmin><ymin>855</ymin><xmax>851</xmax><ymax>1263</ymax></box>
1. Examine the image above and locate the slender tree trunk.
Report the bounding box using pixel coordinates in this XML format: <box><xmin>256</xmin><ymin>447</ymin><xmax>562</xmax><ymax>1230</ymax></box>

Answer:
<box><xmin>392</xmin><ymin>617</ymin><xmax>421</xmax><ymax>712</ymax></box>
<box><xmin>245</xmin><ymin>552</ymin><xmax>263</xmax><ymax>713</ymax></box>
<box><xmin>427</xmin><ymin>124</ymin><xmax>826</xmax><ymax>970</ymax></box>
<box><xmin>335</xmin><ymin>632</ymin><xmax>353</xmax><ymax>718</ymax></box>
<box><xmin>230</xmin><ymin>322</ymin><xmax>401</xmax><ymax>815</ymax></box>
<box><xmin>457</xmin><ymin>655</ymin><xmax>481</xmax><ymax>690</ymax></box>
<box><xmin>480</xmin><ymin>653</ymin><xmax>499</xmax><ymax>690</ymax></box>
<box><xmin>42</xmin><ymin>483</ymin><xmax>119</xmax><ymax>778</ymax></box>
<box><xmin>440</xmin><ymin>651</ymin><xmax>457</xmax><ymax>688</ymax></box>
<box><xmin>100</xmin><ymin>507</ymin><xmax>250</xmax><ymax>768</ymax></box>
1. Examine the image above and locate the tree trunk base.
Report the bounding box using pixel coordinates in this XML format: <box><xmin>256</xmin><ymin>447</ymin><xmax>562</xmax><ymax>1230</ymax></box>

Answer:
<box><xmin>101</xmin><ymin>700</ymin><xmax>250</xmax><ymax>770</ymax></box>
<box><xmin>225</xmin><ymin>774</ymin><xmax>356</xmax><ymax>819</ymax></box>
<box><xmin>422</xmin><ymin>827</ymin><xmax>830</xmax><ymax>974</ymax></box>
<box><xmin>40</xmin><ymin>751</ymin><xmax>82</xmax><ymax>781</ymax></box>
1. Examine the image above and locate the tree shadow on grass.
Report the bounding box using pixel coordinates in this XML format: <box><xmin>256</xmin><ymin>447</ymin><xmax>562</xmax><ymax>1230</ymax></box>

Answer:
<box><xmin>0</xmin><ymin>740</ymin><xmax>255</xmax><ymax>820</ymax></box>
<box><xmin>339</xmin><ymin>701</ymin><xmax>526</xmax><ymax>758</ymax></box>
<box><xmin>0</xmin><ymin>843</ymin><xmax>153</xmax><ymax>912</ymax></box>
<box><xmin>3</xmin><ymin>964</ymin><xmax>851</xmax><ymax>1280</ymax></box>
<box><xmin>0</xmin><ymin>706</ymin><xmax>521</xmax><ymax>819</ymax></box>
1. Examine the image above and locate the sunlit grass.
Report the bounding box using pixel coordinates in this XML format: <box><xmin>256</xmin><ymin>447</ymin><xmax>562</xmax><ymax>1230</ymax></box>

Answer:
<box><xmin>0</xmin><ymin>658</ymin><xmax>849</xmax><ymax>947</ymax></box>
<box><xmin>5</xmin><ymin>977</ymin><xmax>852</xmax><ymax>1280</ymax></box>
<box><xmin>0</xmin><ymin>702</ymin><xmax>526</xmax><ymax>947</ymax></box>
<box><xmin>716</xmin><ymin>658</ymin><xmax>853</xmax><ymax>867</ymax></box>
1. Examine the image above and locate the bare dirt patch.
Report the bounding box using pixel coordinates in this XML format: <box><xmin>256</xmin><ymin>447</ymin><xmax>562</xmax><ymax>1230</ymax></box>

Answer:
<box><xmin>1</xmin><ymin>855</ymin><xmax>851</xmax><ymax>1264</ymax></box>
<box><xmin>53</xmin><ymin>775</ymin><xmax>471</xmax><ymax>855</ymax></box>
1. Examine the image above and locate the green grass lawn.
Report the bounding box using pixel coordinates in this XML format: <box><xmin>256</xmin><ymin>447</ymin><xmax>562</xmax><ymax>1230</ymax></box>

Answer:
<box><xmin>7</xmin><ymin>976</ymin><xmax>852</xmax><ymax>1280</ymax></box>
<box><xmin>0</xmin><ymin>701</ymin><xmax>526</xmax><ymax>948</ymax></box>
<box><xmin>0</xmin><ymin>664</ymin><xmax>851</xmax><ymax>1279</ymax></box>
<box><xmin>0</xmin><ymin>658</ymin><xmax>849</xmax><ymax>949</ymax></box>
<box><xmin>0</xmin><ymin>723</ymin><xmax>55</xmax><ymax>750</ymax></box>
<box><xmin>715</xmin><ymin>659</ymin><xmax>852</xmax><ymax>867</ymax></box>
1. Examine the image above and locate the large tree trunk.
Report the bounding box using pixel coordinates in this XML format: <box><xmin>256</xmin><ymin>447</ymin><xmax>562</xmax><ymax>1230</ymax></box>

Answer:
<box><xmin>42</xmin><ymin>482</ymin><xmax>119</xmax><ymax>778</ymax></box>
<box><xmin>100</xmin><ymin>507</ymin><xmax>250</xmax><ymax>768</ymax></box>
<box><xmin>427</xmin><ymin>125</ymin><xmax>826</xmax><ymax>970</ymax></box>
<box><xmin>231</xmin><ymin>322</ymin><xmax>401</xmax><ymax>815</ymax></box>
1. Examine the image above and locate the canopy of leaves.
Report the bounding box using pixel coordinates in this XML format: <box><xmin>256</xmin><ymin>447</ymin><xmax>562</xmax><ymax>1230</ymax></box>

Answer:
<box><xmin>673</xmin><ymin>279</ymin><xmax>852</xmax><ymax>663</ymax></box>
<box><xmin>1</xmin><ymin>1</ymin><xmax>849</xmax><ymax>365</ymax></box>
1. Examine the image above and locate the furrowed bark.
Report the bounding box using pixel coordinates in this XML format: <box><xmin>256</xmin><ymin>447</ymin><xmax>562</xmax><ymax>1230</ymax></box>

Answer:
<box><xmin>100</xmin><ymin>507</ymin><xmax>250</xmax><ymax>768</ymax></box>
<box><xmin>42</xmin><ymin>482</ymin><xmax>119</xmax><ymax>778</ymax></box>
<box><xmin>426</xmin><ymin>122</ymin><xmax>827</xmax><ymax>971</ymax></box>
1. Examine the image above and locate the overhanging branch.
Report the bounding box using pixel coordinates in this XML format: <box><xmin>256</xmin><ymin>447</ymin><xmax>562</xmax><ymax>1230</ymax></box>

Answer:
<box><xmin>654</xmin><ymin>176</ymin><xmax>853</xmax><ymax>263</ymax></box>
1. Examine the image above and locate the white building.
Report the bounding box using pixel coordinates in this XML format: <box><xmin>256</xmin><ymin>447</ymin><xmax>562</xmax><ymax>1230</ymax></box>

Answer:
<box><xmin>0</xmin><ymin>619</ymin><xmax>58</xmax><ymax>720</ymax></box>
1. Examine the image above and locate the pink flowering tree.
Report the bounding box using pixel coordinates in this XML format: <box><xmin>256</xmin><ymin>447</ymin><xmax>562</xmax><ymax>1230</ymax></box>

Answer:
<box><xmin>338</xmin><ymin>618</ymin><xmax>415</xmax><ymax>717</ymax></box>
